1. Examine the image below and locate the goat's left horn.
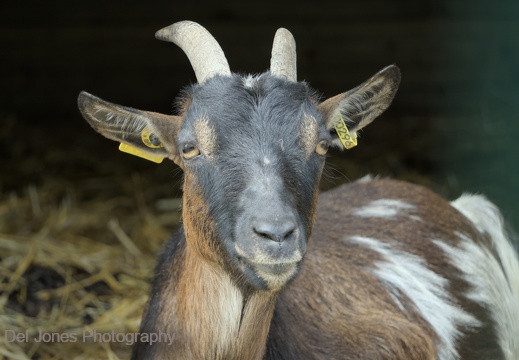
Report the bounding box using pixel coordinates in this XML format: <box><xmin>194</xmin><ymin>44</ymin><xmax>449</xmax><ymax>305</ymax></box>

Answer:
<box><xmin>155</xmin><ymin>21</ymin><xmax>231</xmax><ymax>84</ymax></box>
<box><xmin>270</xmin><ymin>28</ymin><xmax>297</xmax><ymax>82</ymax></box>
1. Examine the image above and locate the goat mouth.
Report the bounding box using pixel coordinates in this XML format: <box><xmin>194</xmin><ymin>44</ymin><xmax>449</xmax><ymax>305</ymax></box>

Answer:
<box><xmin>234</xmin><ymin>248</ymin><xmax>302</xmax><ymax>275</ymax></box>
<box><xmin>252</xmin><ymin>262</ymin><xmax>297</xmax><ymax>275</ymax></box>
<box><xmin>235</xmin><ymin>257</ymin><xmax>301</xmax><ymax>290</ymax></box>
<box><xmin>237</xmin><ymin>256</ymin><xmax>298</xmax><ymax>274</ymax></box>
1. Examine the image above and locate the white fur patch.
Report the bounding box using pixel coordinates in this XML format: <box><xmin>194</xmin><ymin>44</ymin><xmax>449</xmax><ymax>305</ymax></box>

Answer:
<box><xmin>357</xmin><ymin>174</ymin><xmax>375</xmax><ymax>183</ymax></box>
<box><xmin>242</xmin><ymin>74</ymin><xmax>259</xmax><ymax>88</ymax></box>
<box><xmin>352</xmin><ymin>199</ymin><xmax>419</xmax><ymax>220</ymax></box>
<box><xmin>443</xmin><ymin>194</ymin><xmax>519</xmax><ymax>359</ymax></box>
<box><xmin>215</xmin><ymin>272</ymin><xmax>243</xmax><ymax>351</ymax></box>
<box><xmin>198</xmin><ymin>267</ymin><xmax>243</xmax><ymax>356</ymax></box>
<box><xmin>349</xmin><ymin>236</ymin><xmax>481</xmax><ymax>360</ymax></box>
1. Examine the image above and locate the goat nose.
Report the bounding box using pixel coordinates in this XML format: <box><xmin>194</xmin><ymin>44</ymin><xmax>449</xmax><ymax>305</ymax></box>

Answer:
<box><xmin>253</xmin><ymin>219</ymin><xmax>296</xmax><ymax>243</ymax></box>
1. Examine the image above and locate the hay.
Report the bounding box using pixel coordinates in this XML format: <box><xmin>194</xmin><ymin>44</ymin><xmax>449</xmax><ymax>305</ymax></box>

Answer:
<box><xmin>0</xmin><ymin>176</ymin><xmax>182</xmax><ymax>360</ymax></box>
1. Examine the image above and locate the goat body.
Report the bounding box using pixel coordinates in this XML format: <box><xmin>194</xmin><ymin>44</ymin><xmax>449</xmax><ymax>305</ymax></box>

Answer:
<box><xmin>268</xmin><ymin>178</ymin><xmax>519</xmax><ymax>359</ymax></box>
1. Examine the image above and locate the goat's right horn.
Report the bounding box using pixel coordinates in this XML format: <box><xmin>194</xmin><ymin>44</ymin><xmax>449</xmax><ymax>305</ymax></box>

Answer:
<box><xmin>270</xmin><ymin>28</ymin><xmax>297</xmax><ymax>82</ymax></box>
<box><xmin>155</xmin><ymin>21</ymin><xmax>231</xmax><ymax>84</ymax></box>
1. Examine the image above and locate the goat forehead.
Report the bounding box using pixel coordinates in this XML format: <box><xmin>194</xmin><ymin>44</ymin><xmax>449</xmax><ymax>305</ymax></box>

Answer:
<box><xmin>183</xmin><ymin>75</ymin><xmax>320</xmax><ymax>155</ymax></box>
<box><xmin>186</xmin><ymin>75</ymin><xmax>315</xmax><ymax>127</ymax></box>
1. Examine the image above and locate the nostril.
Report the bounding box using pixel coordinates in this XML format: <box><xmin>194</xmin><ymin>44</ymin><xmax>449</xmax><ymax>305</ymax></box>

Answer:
<box><xmin>253</xmin><ymin>222</ymin><xmax>296</xmax><ymax>243</ymax></box>
<box><xmin>284</xmin><ymin>229</ymin><xmax>295</xmax><ymax>239</ymax></box>
<box><xmin>255</xmin><ymin>229</ymin><xmax>273</xmax><ymax>240</ymax></box>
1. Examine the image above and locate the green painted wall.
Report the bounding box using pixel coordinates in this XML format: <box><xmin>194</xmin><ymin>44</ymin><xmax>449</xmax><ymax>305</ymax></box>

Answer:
<box><xmin>432</xmin><ymin>0</ymin><xmax>519</xmax><ymax>227</ymax></box>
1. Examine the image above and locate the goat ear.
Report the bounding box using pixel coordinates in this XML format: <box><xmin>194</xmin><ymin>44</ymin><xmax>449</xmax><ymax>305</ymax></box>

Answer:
<box><xmin>78</xmin><ymin>91</ymin><xmax>183</xmax><ymax>165</ymax></box>
<box><xmin>317</xmin><ymin>65</ymin><xmax>400</xmax><ymax>148</ymax></box>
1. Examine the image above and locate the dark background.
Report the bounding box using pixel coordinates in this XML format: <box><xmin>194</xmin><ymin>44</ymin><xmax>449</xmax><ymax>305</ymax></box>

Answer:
<box><xmin>2</xmin><ymin>0</ymin><xmax>519</xmax><ymax>226</ymax></box>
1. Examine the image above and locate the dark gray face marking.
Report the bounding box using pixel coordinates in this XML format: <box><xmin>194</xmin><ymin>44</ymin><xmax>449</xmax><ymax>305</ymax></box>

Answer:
<box><xmin>177</xmin><ymin>73</ymin><xmax>329</xmax><ymax>290</ymax></box>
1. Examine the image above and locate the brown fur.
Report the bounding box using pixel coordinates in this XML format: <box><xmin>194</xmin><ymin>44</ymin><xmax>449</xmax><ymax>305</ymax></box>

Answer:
<box><xmin>182</xmin><ymin>174</ymin><xmax>222</xmax><ymax>264</ymax></box>
<box><xmin>264</xmin><ymin>178</ymin><xmax>502</xmax><ymax>359</ymax></box>
<box><xmin>136</xmin><ymin>174</ymin><xmax>277</xmax><ymax>359</ymax></box>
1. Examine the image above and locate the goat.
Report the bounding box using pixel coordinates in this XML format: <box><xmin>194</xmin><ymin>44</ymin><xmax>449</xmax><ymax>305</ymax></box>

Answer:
<box><xmin>77</xmin><ymin>21</ymin><xmax>519</xmax><ymax>360</ymax></box>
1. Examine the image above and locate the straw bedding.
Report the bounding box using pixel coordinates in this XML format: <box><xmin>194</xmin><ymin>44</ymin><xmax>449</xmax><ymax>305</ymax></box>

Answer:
<box><xmin>0</xmin><ymin>173</ymin><xmax>182</xmax><ymax>359</ymax></box>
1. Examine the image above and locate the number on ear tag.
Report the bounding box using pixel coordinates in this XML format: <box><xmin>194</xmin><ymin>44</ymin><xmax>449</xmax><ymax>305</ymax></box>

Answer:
<box><xmin>334</xmin><ymin>115</ymin><xmax>358</xmax><ymax>149</ymax></box>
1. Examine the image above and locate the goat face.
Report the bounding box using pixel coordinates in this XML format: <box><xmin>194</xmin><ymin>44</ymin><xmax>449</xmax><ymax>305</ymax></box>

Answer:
<box><xmin>77</xmin><ymin>21</ymin><xmax>400</xmax><ymax>292</ymax></box>
<box><xmin>177</xmin><ymin>74</ymin><xmax>327</xmax><ymax>290</ymax></box>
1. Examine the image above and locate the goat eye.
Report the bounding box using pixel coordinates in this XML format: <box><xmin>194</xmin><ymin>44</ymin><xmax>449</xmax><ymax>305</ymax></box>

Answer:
<box><xmin>315</xmin><ymin>140</ymin><xmax>329</xmax><ymax>156</ymax></box>
<box><xmin>181</xmin><ymin>144</ymin><xmax>200</xmax><ymax>160</ymax></box>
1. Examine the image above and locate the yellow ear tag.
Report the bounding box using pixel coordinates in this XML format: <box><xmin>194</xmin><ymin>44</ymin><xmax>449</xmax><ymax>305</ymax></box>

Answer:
<box><xmin>118</xmin><ymin>127</ymin><xmax>165</xmax><ymax>163</ymax></box>
<box><xmin>141</xmin><ymin>127</ymin><xmax>164</xmax><ymax>149</ymax></box>
<box><xmin>334</xmin><ymin>114</ymin><xmax>358</xmax><ymax>149</ymax></box>
<box><xmin>118</xmin><ymin>143</ymin><xmax>164</xmax><ymax>163</ymax></box>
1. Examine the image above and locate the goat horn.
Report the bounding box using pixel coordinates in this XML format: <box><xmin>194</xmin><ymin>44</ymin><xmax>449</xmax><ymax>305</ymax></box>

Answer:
<box><xmin>270</xmin><ymin>28</ymin><xmax>297</xmax><ymax>82</ymax></box>
<box><xmin>155</xmin><ymin>21</ymin><xmax>231</xmax><ymax>84</ymax></box>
